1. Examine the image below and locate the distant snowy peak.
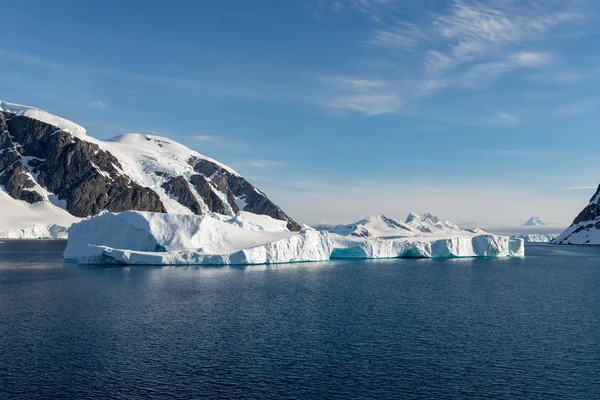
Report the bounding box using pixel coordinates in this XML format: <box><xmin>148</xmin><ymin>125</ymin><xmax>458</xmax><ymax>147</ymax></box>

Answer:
<box><xmin>0</xmin><ymin>100</ymin><xmax>86</xmax><ymax>137</ymax></box>
<box><xmin>328</xmin><ymin>214</ymin><xmax>414</xmax><ymax>238</ymax></box>
<box><xmin>405</xmin><ymin>212</ymin><xmax>462</xmax><ymax>233</ymax></box>
<box><xmin>554</xmin><ymin>184</ymin><xmax>600</xmax><ymax>245</ymax></box>
<box><xmin>0</xmin><ymin>100</ymin><xmax>300</xmax><ymax>235</ymax></box>
<box><xmin>324</xmin><ymin>213</ymin><xmax>469</xmax><ymax>238</ymax></box>
<box><xmin>523</xmin><ymin>217</ymin><xmax>546</xmax><ymax>226</ymax></box>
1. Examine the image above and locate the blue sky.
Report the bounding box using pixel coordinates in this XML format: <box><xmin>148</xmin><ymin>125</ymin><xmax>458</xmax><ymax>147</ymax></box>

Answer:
<box><xmin>2</xmin><ymin>0</ymin><xmax>600</xmax><ymax>225</ymax></box>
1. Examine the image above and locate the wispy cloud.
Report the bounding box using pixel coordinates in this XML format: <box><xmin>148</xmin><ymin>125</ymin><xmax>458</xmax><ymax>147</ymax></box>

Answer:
<box><xmin>565</xmin><ymin>185</ymin><xmax>598</xmax><ymax>190</ymax></box>
<box><xmin>317</xmin><ymin>0</ymin><xmax>591</xmax><ymax>115</ymax></box>
<box><xmin>530</xmin><ymin>68</ymin><xmax>597</xmax><ymax>85</ymax></box>
<box><xmin>193</xmin><ymin>135</ymin><xmax>214</xmax><ymax>141</ymax></box>
<box><xmin>321</xmin><ymin>76</ymin><xmax>403</xmax><ymax>115</ymax></box>
<box><xmin>89</xmin><ymin>100</ymin><xmax>107</xmax><ymax>110</ymax></box>
<box><xmin>493</xmin><ymin>111</ymin><xmax>519</xmax><ymax>125</ymax></box>
<box><xmin>460</xmin><ymin>51</ymin><xmax>552</xmax><ymax>87</ymax></box>
<box><xmin>370</xmin><ymin>23</ymin><xmax>426</xmax><ymax>51</ymax></box>
<box><xmin>554</xmin><ymin>100</ymin><xmax>597</xmax><ymax>116</ymax></box>
<box><xmin>479</xmin><ymin>149</ymin><xmax>567</xmax><ymax>157</ymax></box>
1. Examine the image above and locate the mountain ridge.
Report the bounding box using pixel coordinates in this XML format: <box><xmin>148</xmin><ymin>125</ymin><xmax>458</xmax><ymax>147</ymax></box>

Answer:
<box><xmin>0</xmin><ymin>100</ymin><xmax>301</xmax><ymax>235</ymax></box>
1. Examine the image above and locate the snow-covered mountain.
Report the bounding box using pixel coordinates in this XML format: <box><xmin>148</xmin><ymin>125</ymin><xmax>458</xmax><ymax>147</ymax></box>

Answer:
<box><xmin>554</xmin><ymin>185</ymin><xmax>600</xmax><ymax>244</ymax></box>
<box><xmin>326</xmin><ymin>214</ymin><xmax>414</xmax><ymax>238</ymax></box>
<box><xmin>321</xmin><ymin>212</ymin><xmax>468</xmax><ymax>238</ymax></box>
<box><xmin>0</xmin><ymin>100</ymin><xmax>300</xmax><ymax>237</ymax></box>
<box><xmin>523</xmin><ymin>217</ymin><xmax>546</xmax><ymax>226</ymax></box>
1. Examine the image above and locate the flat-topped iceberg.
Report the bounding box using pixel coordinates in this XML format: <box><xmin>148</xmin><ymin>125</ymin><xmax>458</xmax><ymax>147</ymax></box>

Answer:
<box><xmin>64</xmin><ymin>211</ymin><xmax>524</xmax><ymax>265</ymax></box>
<box><xmin>512</xmin><ymin>234</ymin><xmax>559</xmax><ymax>243</ymax></box>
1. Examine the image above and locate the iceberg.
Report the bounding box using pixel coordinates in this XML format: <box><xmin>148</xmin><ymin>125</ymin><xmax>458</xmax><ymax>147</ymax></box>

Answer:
<box><xmin>512</xmin><ymin>234</ymin><xmax>558</xmax><ymax>243</ymax></box>
<box><xmin>5</xmin><ymin>224</ymin><xmax>68</xmax><ymax>240</ymax></box>
<box><xmin>64</xmin><ymin>211</ymin><xmax>525</xmax><ymax>265</ymax></box>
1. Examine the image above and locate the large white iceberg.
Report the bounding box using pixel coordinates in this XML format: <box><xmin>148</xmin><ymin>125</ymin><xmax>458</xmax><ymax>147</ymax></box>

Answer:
<box><xmin>64</xmin><ymin>211</ymin><xmax>525</xmax><ymax>265</ymax></box>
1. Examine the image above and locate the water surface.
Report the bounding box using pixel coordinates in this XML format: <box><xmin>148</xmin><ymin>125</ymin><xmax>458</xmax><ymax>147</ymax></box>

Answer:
<box><xmin>1</xmin><ymin>241</ymin><xmax>599</xmax><ymax>399</ymax></box>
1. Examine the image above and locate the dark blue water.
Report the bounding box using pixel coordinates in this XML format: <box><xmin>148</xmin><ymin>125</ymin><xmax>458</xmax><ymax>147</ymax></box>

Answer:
<box><xmin>1</xmin><ymin>241</ymin><xmax>599</xmax><ymax>399</ymax></box>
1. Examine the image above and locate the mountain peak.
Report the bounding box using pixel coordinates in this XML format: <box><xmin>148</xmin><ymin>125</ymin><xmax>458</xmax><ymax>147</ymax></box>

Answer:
<box><xmin>0</xmin><ymin>100</ymin><xmax>86</xmax><ymax>137</ymax></box>
<box><xmin>523</xmin><ymin>217</ymin><xmax>546</xmax><ymax>226</ymax></box>
<box><xmin>0</xmin><ymin>100</ymin><xmax>300</xmax><ymax>235</ymax></box>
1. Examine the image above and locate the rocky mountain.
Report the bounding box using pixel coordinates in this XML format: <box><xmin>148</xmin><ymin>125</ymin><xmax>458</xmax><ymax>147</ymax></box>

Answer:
<box><xmin>523</xmin><ymin>217</ymin><xmax>546</xmax><ymax>226</ymax></box>
<box><xmin>554</xmin><ymin>185</ymin><xmax>600</xmax><ymax>244</ymax></box>
<box><xmin>0</xmin><ymin>101</ymin><xmax>300</xmax><ymax>236</ymax></box>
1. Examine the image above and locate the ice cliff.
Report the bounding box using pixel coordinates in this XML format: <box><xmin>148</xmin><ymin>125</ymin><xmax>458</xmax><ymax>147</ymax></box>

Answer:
<box><xmin>64</xmin><ymin>212</ymin><xmax>525</xmax><ymax>265</ymax></box>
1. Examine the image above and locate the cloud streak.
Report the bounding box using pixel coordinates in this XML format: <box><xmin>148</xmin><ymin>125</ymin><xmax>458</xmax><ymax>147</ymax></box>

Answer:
<box><xmin>318</xmin><ymin>0</ymin><xmax>592</xmax><ymax>116</ymax></box>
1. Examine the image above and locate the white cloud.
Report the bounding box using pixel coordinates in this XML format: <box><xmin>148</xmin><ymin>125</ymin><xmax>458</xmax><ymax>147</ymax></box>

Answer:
<box><xmin>461</xmin><ymin>52</ymin><xmax>551</xmax><ymax>87</ymax></box>
<box><xmin>530</xmin><ymin>69</ymin><xmax>589</xmax><ymax>84</ymax></box>
<box><xmin>89</xmin><ymin>100</ymin><xmax>106</xmax><ymax>109</ymax></box>
<box><xmin>479</xmin><ymin>149</ymin><xmax>568</xmax><ymax>157</ymax></box>
<box><xmin>193</xmin><ymin>135</ymin><xmax>214</xmax><ymax>141</ymax></box>
<box><xmin>433</xmin><ymin>1</ymin><xmax>582</xmax><ymax>63</ymax></box>
<box><xmin>565</xmin><ymin>186</ymin><xmax>598</xmax><ymax>190</ymax></box>
<box><xmin>424</xmin><ymin>50</ymin><xmax>455</xmax><ymax>75</ymax></box>
<box><xmin>328</xmin><ymin>92</ymin><xmax>403</xmax><ymax>115</ymax></box>
<box><xmin>494</xmin><ymin>111</ymin><xmax>519</xmax><ymax>125</ymax></box>
<box><xmin>370</xmin><ymin>23</ymin><xmax>426</xmax><ymax>50</ymax></box>
<box><xmin>418</xmin><ymin>79</ymin><xmax>452</xmax><ymax>96</ymax></box>
<box><xmin>553</xmin><ymin>98</ymin><xmax>599</xmax><ymax>116</ymax></box>
<box><xmin>512</xmin><ymin>51</ymin><xmax>551</xmax><ymax>67</ymax></box>
<box><xmin>322</xmin><ymin>75</ymin><xmax>403</xmax><ymax>115</ymax></box>
<box><xmin>320</xmin><ymin>0</ymin><xmax>590</xmax><ymax>106</ymax></box>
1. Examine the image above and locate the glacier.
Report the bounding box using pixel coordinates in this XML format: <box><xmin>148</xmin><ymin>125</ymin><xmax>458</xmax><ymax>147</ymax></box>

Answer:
<box><xmin>64</xmin><ymin>212</ymin><xmax>525</xmax><ymax>265</ymax></box>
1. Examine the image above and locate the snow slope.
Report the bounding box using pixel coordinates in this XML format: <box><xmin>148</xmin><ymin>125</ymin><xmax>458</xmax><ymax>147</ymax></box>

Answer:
<box><xmin>79</xmin><ymin>133</ymin><xmax>241</xmax><ymax>216</ymax></box>
<box><xmin>64</xmin><ymin>211</ymin><xmax>525</xmax><ymax>265</ymax></box>
<box><xmin>0</xmin><ymin>101</ymin><xmax>86</xmax><ymax>137</ymax></box>
<box><xmin>325</xmin><ymin>213</ymin><xmax>466</xmax><ymax>238</ymax></box>
<box><xmin>553</xmin><ymin>185</ymin><xmax>600</xmax><ymax>245</ymax></box>
<box><xmin>0</xmin><ymin>186</ymin><xmax>79</xmax><ymax>238</ymax></box>
<box><xmin>327</xmin><ymin>214</ymin><xmax>415</xmax><ymax>238</ymax></box>
<box><xmin>405</xmin><ymin>212</ymin><xmax>462</xmax><ymax>233</ymax></box>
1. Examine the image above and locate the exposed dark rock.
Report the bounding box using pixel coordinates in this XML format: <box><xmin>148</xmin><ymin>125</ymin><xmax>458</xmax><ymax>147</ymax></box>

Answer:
<box><xmin>162</xmin><ymin>176</ymin><xmax>203</xmax><ymax>215</ymax></box>
<box><xmin>192</xmin><ymin>158</ymin><xmax>301</xmax><ymax>231</ymax></box>
<box><xmin>189</xmin><ymin>174</ymin><xmax>227</xmax><ymax>215</ymax></box>
<box><xmin>1</xmin><ymin>113</ymin><xmax>166</xmax><ymax>216</ymax></box>
<box><xmin>572</xmin><ymin>185</ymin><xmax>600</xmax><ymax>225</ymax></box>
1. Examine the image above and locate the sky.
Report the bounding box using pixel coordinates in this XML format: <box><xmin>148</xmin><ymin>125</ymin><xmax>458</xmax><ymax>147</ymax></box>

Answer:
<box><xmin>1</xmin><ymin>0</ymin><xmax>600</xmax><ymax>226</ymax></box>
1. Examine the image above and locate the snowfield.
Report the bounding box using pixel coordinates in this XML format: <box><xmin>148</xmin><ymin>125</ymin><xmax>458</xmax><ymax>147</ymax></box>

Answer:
<box><xmin>0</xmin><ymin>185</ymin><xmax>78</xmax><ymax>239</ymax></box>
<box><xmin>0</xmin><ymin>101</ymin><xmax>87</xmax><ymax>137</ymax></box>
<box><xmin>64</xmin><ymin>212</ymin><xmax>525</xmax><ymax>265</ymax></box>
